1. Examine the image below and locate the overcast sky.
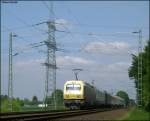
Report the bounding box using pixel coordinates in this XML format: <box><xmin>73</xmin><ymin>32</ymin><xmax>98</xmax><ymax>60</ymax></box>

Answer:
<box><xmin>1</xmin><ymin>1</ymin><xmax>149</xmax><ymax>100</ymax></box>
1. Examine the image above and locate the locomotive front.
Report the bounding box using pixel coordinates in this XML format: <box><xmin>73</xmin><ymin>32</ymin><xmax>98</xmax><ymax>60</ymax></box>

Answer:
<box><xmin>63</xmin><ymin>80</ymin><xmax>84</xmax><ymax>109</ymax></box>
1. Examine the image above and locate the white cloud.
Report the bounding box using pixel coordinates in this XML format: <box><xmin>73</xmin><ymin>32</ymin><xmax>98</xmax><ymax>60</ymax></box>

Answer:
<box><xmin>82</xmin><ymin>41</ymin><xmax>130</xmax><ymax>55</ymax></box>
<box><xmin>55</xmin><ymin>19</ymin><xmax>72</xmax><ymax>30</ymax></box>
<box><xmin>15</xmin><ymin>56</ymin><xmax>94</xmax><ymax>69</ymax></box>
<box><xmin>83</xmin><ymin>61</ymin><xmax>131</xmax><ymax>74</ymax></box>
<box><xmin>2</xmin><ymin>57</ymin><xmax>135</xmax><ymax>100</ymax></box>
<box><xmin>107</xmin><ymin>62</ymin><xmax>131</xmax><ymax>72</ymax></box>
<box><xmin>15</xmin><ymin>59</ymin><xmax>44</xmax><ymax>68</ymax></box>
<box><xmin>56</xmin><ymin>56</ymin><xmax>94</xmax><ymax>66</ymax></box>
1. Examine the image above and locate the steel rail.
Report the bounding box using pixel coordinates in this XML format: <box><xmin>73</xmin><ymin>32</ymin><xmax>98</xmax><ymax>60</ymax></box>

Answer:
<box><xmin>0</xmin><ymin>108</ymin><xmax>112</xmax><ymax>121</ymax></box>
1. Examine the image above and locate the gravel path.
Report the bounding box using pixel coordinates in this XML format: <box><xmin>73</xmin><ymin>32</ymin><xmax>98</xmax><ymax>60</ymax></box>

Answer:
<box><xmin>55</xmin><ymin>108</ymin><xmax>129</xmax><ymax>120</ymax></box>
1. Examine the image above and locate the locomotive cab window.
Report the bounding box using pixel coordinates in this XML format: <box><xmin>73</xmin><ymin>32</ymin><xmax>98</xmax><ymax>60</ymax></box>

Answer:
<box><xmin>66</xmin><ymin>84</ymin><xmax>74</xmax><ymax>90</ymax></box>
<box><xmin>74</xmin><ymin>84</ymin><xmax>81</xmax><ymax>90</ymax></box>
<box><xmin>66</xmin><ymin>84</ymin><xmax>81</xmax><ymax>90</ymax></box>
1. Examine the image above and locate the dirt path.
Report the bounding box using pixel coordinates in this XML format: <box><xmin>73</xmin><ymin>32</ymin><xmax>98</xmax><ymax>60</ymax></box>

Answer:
<box><xmin>55</xmin><ymin>108</ymin><xmax>130</xmax><ymax>120</ymax></box>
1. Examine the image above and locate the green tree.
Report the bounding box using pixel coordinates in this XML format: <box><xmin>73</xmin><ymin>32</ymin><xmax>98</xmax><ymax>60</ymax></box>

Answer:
<box><xmin>45</xmin><ymin>89</ymin><xmax>64</xmax><ymax>106</ymax></box>
<box><xmin>53</xmin><ymin>89</ymin><xmax>64</xmax><ymax>105</ymax></box>
<box><xmin>116</xmin><ymin>90</ymin><xmax>130</xmax><ymax>106</ymax></box>
<box><xmin>32</xmin><ymin>95</ymin><xmax>38</xmax><ymax>105</ymax></box>
<box><xmin>24</xmin><ymin>98</ymin><xmax>31</xmax><ymax>105</ymax></box>
<box><xmin>128</xmin><ymin>40</ymin><xmax>150</xmax><ymax>111</ymax></box>
<box><xmin>50</xmin><ymin>89</ymin><xmax>63</xmax><ymax>105</ymax></box>
<box><xmin>0</xmin><ymin>95</ymin><xmax>9</xmax><ymax>101</ymax></box>
<box><xmin>44</xmin><ymin>96</ymin><xmax>52</xmax><ymax>105</ymax></box>
<box><xmin>1</xmin><ymin>95</ymin><xmax>24</xmax><ymax>112</ymax></box>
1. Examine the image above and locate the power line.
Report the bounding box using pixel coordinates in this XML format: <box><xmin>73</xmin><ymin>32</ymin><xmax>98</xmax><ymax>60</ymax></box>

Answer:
<box><xmin>72</xmin><ymin>23</ymin><xmax>148</xmax><ymax>30</ymax></box>
<box><xmin>11</xmin><ymin>32</ymin><xmax>67</xmax><ymax>56</ymax></box>
<box><xmin>56</xmin><ymin>3</ymin><xmax>149</xmax><ymax>30</ymax></box>
<box><xmin>41</xmin><ymin>1</ymin><xmax>79</xmax><ymax>43</ymax></box>
<box><xmin>42</xmin><ymin>1</ymin><xmax>55</xmax><ymax>17</ymax></box>
<box><xmin>63</xmin><ymin>5</ymin><xmax>88</xmax><ymax>47</ymax></box>
<box><xmin>65</xmin><ymin>5</ymin><xmax>82</xmax><ymax>26</ymax></box>
<box><xmin>54</xmin><ymin>26</ymin><xmax>148</xmax><ymax>39</ymax></box>
<box><xmin>11</xmin><ymin>35</ymin><xmax>47</xmax><ymax>56</ymax></box>
<box><xmin>5</xmin><ymin>9</ymin><xmax>49</xmax><ymax>34</ymax></box>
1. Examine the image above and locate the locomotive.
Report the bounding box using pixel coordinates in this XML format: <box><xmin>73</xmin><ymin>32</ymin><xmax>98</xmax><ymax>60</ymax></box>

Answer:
<box><xmin>63</xmin><ymin>80</ymin><xmax>125</xmax><ymax>109</ymax></box>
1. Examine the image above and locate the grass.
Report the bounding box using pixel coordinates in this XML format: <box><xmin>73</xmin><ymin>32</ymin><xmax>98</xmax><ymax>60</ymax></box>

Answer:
<box><xmin>1</xmin><ymin>104</ymin><xmax>66</xmax><ymax>113</ymax></box>
<box><xmin>119</xmin><ymin>107</ymin><xmax>150</xmax><ymax>120</ymax></box>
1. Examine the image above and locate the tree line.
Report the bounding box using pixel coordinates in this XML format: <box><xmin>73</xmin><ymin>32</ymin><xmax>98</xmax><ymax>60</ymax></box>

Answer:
<box><xmin>0</xmin><ymin>89</ymin><xmax>64</xmax><ymax>112</ymax></box>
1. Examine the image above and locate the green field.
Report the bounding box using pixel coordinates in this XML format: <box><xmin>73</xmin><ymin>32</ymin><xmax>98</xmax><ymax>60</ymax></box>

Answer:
<box><xmin>119</xmin><ymin>107</ymin><xmax>150</xmax><ymax>120</ymax></box>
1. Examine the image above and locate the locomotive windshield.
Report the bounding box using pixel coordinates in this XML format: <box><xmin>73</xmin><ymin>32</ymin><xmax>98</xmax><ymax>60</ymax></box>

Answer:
<box><xmin>66</xmin><ymin>84</ymin><xmax>81</xmax><ymax>90</ymax></box>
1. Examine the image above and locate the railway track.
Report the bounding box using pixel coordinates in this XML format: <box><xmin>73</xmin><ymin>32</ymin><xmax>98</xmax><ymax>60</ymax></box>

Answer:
<box><xmin>0</xmin><ymin>108</ymin><xmax>112</xmax><ymax>121</ymax></box>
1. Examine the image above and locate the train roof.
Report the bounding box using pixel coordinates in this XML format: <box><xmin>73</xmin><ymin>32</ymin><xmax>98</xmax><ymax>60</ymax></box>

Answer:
<box><xmin>64</xmin><ymin>80</ymin><xmax>84</xmax><ymax>85</ymax></box>
<box><xmin>65</xmin><ymin>80</ymin><xmax>84</xmax><ymax>83</ymax></box>
<box><xmin>65</xmin><ymin>80</ymin><xmax>94</xmax><ymax>87</ymax></box>
<box><xmin>113</xmin><ymin>96</ymin><xmax>124</xmax><ymax>101</ymax></box>
<box><xmin>66</xmin><ymin>80</ymin><xmax>84</xmax><ymax>81</ymax></box>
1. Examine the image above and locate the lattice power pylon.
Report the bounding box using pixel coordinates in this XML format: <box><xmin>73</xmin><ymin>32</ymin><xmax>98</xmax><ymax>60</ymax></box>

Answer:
<box><xmin>43</xmin><ymin>21</ymin><xmax>57</xmax><ymax>110</ymax></box>
<box><xmin>43</xmin><ymin>2</ymin><xmax>57</xmax><ymax>110</ymax></box>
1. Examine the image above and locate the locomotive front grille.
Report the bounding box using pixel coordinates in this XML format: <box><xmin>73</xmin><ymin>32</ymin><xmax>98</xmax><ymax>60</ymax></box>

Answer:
<box><xmin>64</xmin><ymin>94</ymin><xmax>83</xmax><ymax>99</ymax></box>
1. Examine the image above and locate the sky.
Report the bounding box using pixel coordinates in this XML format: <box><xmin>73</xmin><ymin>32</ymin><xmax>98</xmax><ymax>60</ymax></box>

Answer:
<box><xmin>1</xmin><ymin>1</ymin><xmax>149</xmax><ymax>101</ymax></box>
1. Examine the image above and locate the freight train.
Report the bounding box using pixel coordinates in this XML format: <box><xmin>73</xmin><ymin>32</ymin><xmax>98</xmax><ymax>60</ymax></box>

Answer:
<box><xmin>63</xmin><ymin>80</ymin><xmax>125</xmax><ymax>109</ymax></box>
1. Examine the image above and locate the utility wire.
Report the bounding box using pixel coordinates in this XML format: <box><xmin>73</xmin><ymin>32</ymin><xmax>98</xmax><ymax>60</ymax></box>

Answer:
<box><xmin>42</xmin><ymin>1</ymin><xmax>55</xmax><ymax>17</ymax></box>
<box><xmin>5</xmin><ymin>9</ymin><xmax>49</xmax><ymax>34</ymax></box>
<box><xmin>72</xmin><ymin>23</ymin><xmax>148</xmax><ymax>30</ymax></box>
<box><xmin>41</xmin><ymin>0</ymin><xmax>76</xmax><ymax>42</ymax></box>
<box><xmin>53</xmin><ymin>29</ymin><xmax>139</xmax><ymax>37</ymax></box>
